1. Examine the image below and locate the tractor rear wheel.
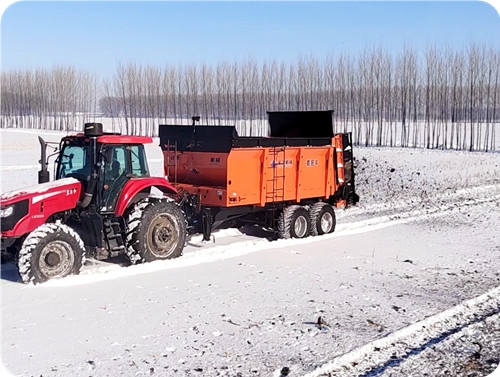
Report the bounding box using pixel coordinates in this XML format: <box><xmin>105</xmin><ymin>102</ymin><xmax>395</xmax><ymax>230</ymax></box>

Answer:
<box><xmin>309</xmin><ymin>202</ymin><xmax>336</xmax><ymax>236</ymax></box>
<box><xmin>126</xmin><ymin>198</ymin><xmax>186</xmax><ymax>264</ymax></box>
<box><xmin>278</xmin><ymin>205</ymin><xmax>311</xmax><ymax>239</ymax></box>
<box><xmin>17</xmin><ymin>223</ymin><xmax>84</xmax><ymax>284</ymax></box>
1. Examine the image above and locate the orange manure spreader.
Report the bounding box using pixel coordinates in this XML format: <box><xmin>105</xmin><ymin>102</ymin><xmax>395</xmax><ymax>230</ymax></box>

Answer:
<box><xmin>160</xmin><ymin>111</ymin><xmax>359</xmax><ymax>240</ymax></box>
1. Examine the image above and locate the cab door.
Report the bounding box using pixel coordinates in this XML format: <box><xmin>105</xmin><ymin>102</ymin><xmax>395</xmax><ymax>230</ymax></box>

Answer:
<box><xmin>100</xmin><ymin>145</ymin><xmax>128</xmax><ymax>212</ymax></box>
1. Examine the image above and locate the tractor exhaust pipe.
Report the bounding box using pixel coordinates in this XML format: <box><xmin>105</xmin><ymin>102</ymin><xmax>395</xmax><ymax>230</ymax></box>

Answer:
<box><xmin>38</xmin><ymin>136</ymin><xmax>50</xmax><ymax>183</ymax></box>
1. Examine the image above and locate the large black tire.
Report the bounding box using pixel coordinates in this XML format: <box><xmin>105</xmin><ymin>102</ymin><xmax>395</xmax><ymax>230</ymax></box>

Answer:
<box><xmin>126</xmin><ymin>198</ymin><xmax>186</xmax><ymax>264</ymax></box>
<box><xmin>17</xmin><ymin>223</ymin><xmax>84</xmax><ymax>284</ymax></box>
<box><xmin>278</xmin><ymin>205</ymin><xmax>311</xmax><ymax>239</ymax></box>
<box><xmin>309</xmin><ymin>202</ymin><xmax>336</xmax><ymax>236</ymax></box>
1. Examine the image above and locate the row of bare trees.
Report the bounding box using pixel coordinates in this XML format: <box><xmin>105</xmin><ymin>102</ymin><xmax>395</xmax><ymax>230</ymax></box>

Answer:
<box><xmin>1</xmin><ymin>44</ymin><xmax>499</xmax><ymax>151</ymax></box>
<box><xmin>1</xmin><ymin>66</ymin><xmax>99</xmax><ymax>130</ymax></box>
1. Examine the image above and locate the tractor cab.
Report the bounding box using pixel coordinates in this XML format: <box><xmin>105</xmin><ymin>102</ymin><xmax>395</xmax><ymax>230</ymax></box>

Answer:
<box><xmin>53</xmin><ymin>124</ymin><xmax>153</xmax><ymax>213</ymax></box>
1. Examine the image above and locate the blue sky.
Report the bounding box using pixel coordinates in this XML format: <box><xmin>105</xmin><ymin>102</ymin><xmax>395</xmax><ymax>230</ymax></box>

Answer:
<box><xmin>1</xmin><ymin>1</ymin><xmax>499</xmax><ymax>79</ymax></box>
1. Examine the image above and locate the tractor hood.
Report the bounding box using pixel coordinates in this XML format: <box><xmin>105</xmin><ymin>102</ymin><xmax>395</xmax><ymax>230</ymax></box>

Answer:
<box><xmin>0</xmin><ymin>178</ymin><xmax>81</xmax><ymax>205</ymax></box>
<box><xmin>1</xmin><ymin>178</ymin><xmax>82</xmax><ymax>236</ymax></box>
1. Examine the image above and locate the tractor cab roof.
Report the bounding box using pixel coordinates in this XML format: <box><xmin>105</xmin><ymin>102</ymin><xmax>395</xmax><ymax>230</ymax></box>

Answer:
<box><xmin>63</xmin><ymin>133</ymin><xmax>153</xmax><ymax>145</ymax></box>
<box><xmin>62</xmin><ymin>123</ymin><xmax>153</xmax><ymax>145</ymax></box>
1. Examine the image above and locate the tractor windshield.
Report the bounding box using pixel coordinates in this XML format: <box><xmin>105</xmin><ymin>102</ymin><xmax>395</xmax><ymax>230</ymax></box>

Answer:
<box><xmin>57</xmin><ymin>144</ymin><xmax>91</xmax><ymax>181</ymax></box>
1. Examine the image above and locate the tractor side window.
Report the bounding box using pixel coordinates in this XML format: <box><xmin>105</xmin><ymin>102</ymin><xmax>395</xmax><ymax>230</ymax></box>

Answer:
<box><xmin>58</xmin><ymin>145</ymin><xmax>90</xmax><ymax>180</ymax></box>
<box><xmin>130</xmin><ymin>145</ymin><xmax>150</xmax><ymax>177</ymax></box>
<box><xmin>114</xmin><ymin>147</ymin><xmax>126</xmax><ymax>175</ymax></box>
<box><xmin>102</xmin><ymin>146</ymin><xmax>127</xmax><ymax>183</ymax></box>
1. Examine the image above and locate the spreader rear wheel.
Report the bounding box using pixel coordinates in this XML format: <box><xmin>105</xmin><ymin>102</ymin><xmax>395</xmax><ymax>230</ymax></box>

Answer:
<box><xmin>278</xmin><ymin>205</ymin><xmax>311</xmax><ymax>239</ymax></box>
<box><xmin>126</xmin><ymin>198</ymin><xmax>186</xmax><ymax>264</ymax></box>
<box><xmin>17</xmin><ymin>223</ymin><xmax>84</xmax><ymax>284</ymax></box>
<box><xmin>309</xmin><ymin>202</ymin><xmax>336</xmax><ymax>236</ymax></box>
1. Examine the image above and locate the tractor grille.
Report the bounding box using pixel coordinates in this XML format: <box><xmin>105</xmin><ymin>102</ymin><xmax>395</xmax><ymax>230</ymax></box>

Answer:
<box><xmin>1</xmin><ymin>199</ymin><xmax>29</xmax><ymax>232</ymax></box>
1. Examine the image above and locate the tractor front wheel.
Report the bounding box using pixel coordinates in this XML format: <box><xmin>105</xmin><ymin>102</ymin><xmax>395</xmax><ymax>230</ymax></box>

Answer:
<box><xmin>17</xmin><ymin>223</ymin><xmax>84</xmax><ymax>284</ymax></box>
<box><xmin>126</xmin><ymin>198</ymin><xmax>186</xmax><ymax>264</ymax></box>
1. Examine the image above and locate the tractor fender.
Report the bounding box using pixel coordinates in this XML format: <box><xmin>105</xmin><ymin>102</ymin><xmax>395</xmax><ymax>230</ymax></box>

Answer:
<box><xmin>114</xmin><ymin>177</ymin><xmax>178</xmax><ymax>216</ymax></box>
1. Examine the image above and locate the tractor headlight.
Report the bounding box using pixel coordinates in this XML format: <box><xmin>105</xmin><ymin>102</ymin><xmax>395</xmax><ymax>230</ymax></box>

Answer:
<box><xmin>0</xmin><ymin>206</ymin><xmax>14</xmax><ymax>218</ymax></box>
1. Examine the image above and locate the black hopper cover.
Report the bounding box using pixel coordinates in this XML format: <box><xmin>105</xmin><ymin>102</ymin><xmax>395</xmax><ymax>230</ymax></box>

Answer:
<box><xmin>267</xmin><ymin>110</ymin><xmax>334</xmax><ymax>138</ymax></box>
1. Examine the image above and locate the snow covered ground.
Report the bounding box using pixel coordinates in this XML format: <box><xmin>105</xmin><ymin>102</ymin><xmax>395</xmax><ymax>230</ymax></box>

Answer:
<box><xmin>1</xmin><ymin>128</ymin><xmax>500</xmax><ymax>376</ymax></box>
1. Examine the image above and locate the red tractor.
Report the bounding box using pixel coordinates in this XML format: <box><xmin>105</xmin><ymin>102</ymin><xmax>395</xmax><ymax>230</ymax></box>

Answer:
<box><xmin>0</xmin><ymin>123</ymin><xmax>186</xmax><ymax>283</ymax></box>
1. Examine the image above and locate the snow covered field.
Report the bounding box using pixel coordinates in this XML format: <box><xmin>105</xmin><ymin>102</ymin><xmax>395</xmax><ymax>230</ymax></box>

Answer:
<box><xmin>1</xmin><ymin>128</ymin><xmax>500</xmax><ymax>376</ymax></box>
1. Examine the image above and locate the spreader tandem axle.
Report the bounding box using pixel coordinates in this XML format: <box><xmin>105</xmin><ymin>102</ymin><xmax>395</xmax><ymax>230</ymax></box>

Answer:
<box><xmin>1</xmin><ymin>111</ymin><xmax>358</xmax><ymax>283</ymax></box>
